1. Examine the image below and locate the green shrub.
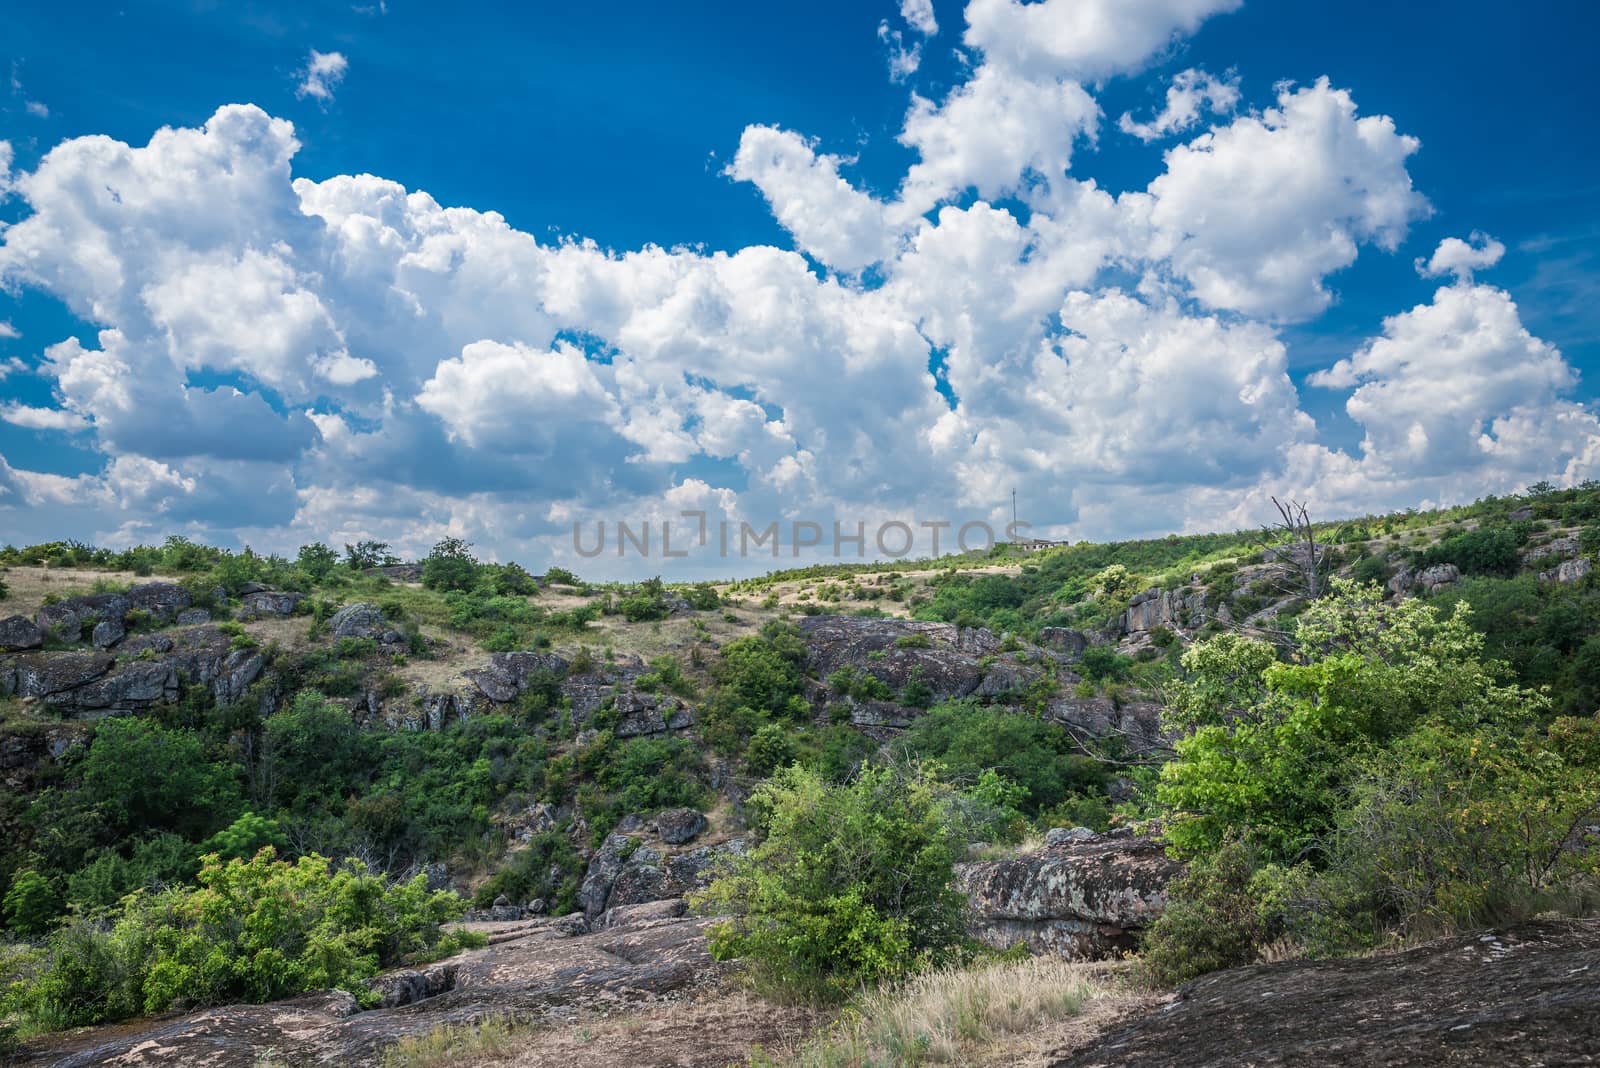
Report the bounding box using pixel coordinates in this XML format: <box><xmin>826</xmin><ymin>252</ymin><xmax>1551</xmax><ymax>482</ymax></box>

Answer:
<box><xmin>683</xmin><ymin>583</ymin><xmax>721</xmax><ymax>610</ymax></box>
<box><xmin>472</xmin><ymin>832</ymin><xmax>582</xmax><ymax>913</ymax></box>
<box><xmin>8</xmin><ymin>849</ymin><xmax>475</xmax><ymax>1031</ymax></box>
<box><xmin>422</xmin><ymin>537</ymin><xmax>480</xmax><ymax>592</ymax></box>
<box><xmin>3</xmin><ymin>870</ymin><xmax>63</xmax><ymax>936</ymax></box>
<box><xmin>1077</xmin><ymin>645</ymin><xmax>1132</xmax><ymax>683</ymax></box>
<box><xmin>695</xmin><ymin>764</ymin><xmax>969</xmax><ymax>1002</ymax></box>
<box><xmin>1139</xmin><ymin>839</ymin><xmax>1287</xmax><ymax>986</ymax></box>
<box><xmin>617</xmin><ymin>577</ymin><xmax>671</xmax><ymax>622</ymax></box>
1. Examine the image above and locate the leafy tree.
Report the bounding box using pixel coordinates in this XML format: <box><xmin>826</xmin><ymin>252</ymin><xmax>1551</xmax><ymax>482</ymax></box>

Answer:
<box><xmin>344</xmin><ymin>540</ymin><xmax>398</xmax><ymax>570</ymax></box>
<box><xmin>1158</xmin><ymin>581</ymin><xmax>1533</xmax><ymax>863</ymax></box>
<box><xmin>617</xmin><ymin>577</ymin><xmax>671</xmax><ymax>622</ymax></box>
<box><xmin>695</xmin><ymin>763</ymin><xmax>968</xmax><ymax>1001</ymax></box>
<box><xmin>491</xmin><ymin>562</ymin><xmax>538</xmax><ymax>596</ymax></box>
<box><xmin>421</xmin><ymin>537</ymin><xmax>480</xmax><ymax>592</ymax></box>
<box><xmin>3</xmin><ymin>870</ymin><xmax>63</xmax><ymax>936</ymax></box>
<box><xmin>895</xmin><ymin>700</ymin><xmax>1105</xmax><ymax>817</ymax></box>
<box><xmin>80</xmin><ymin>720</ymin><xmax>241</xmax><ymax>840</ymax></box>
<box><xmin>296</xmin><ymin>543</ymin><xmax>340</xmax><ymax>581</ymax></box>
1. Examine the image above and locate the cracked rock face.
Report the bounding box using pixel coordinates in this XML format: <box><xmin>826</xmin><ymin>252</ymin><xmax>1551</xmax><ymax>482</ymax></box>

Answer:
<box><xmin>1055</xmin><ymin>919</ymin><xmax>1600</xmax><ymax>1068</ymax></box>
<box><xmin>957</xmin><ymin>829</ymin><xmax>1181</xmax><ymax>959</ymax></box>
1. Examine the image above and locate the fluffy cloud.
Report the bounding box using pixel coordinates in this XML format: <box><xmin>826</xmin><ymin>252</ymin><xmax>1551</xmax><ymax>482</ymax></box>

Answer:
<box><xmin>1140</xmin><ymin>78</ymin><xmax>1431</xmax><ymax>320</ymax></box>
<box><xmin>1</xmin><ymin>403</ymin><xmax>88</xmax><ymax>431</ymax></box>
<box><xmin>727</xmin><ymin>127</ymin><xmax>896</xmax><ymax>272</ymax></box>
<box><xmin>0</xmin><ymin>321</ymin><xmax>19</xmax><ymax>339</ymax></box>
<box><xmin>1310</xmin><ymin>280</ymin><xmax>1576</xmax><ymax>476</ymax></box>
<box><xmin>901</xmin><ymin>0</ymin><xmax>939</xmax><ymax>36</ymax></box>
<box><xmin>0</xmin><ymin>0</ymin><xmax>1591</xmax><ymax>571</ymax></box>
<box><xmin>964</xmin><ymin>0</ymin><xmax>1241</xmax><ymax>82</ymax></box>
<box><xmin>1118</xmin><ymin>67</ymin><xmax>1239</xmax><ymax>141</ymax></box>
<box><xmin>1417</xmin><ymin>231</ymin><xmax>1505</xmax><ymax>282</ymax></box>
<box><xmin>296</xmin><ymin>50</ymin><xmax>348</xmax><ymax>102</ymax></box>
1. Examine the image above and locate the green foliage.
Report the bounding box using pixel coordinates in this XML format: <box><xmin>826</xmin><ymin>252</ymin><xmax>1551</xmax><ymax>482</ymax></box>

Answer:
<box><xmin>490</xmin><ymin>562</ymin><xmax>538</xmax><ymax>596</ymax></box>
<box><xmin>1415</xmin><ymin>525</ymin><xmax>1521</xmax><ymax>577</ymax></box>
<box><xmin>7</xmin><ymin>850</ymin><xmax>474</xmax><ymax>1030</ymax></box>
<box><xmin>1077</xmin><ymin>646</ymin><xmax>1132</xmax><ymax>683</ymax></box>
<box><xmin>1139</xmin><ymin>839</ymin><xmax>1287</xmax><ymax>986</ymax></box>
<box><xmin>827</xmin><ymin>666</ymin><xmax>893</xmax><ymax>702</ymax></box>
<box><xmin>695</xmin><ymin>764</ymin><xmax>969</xmax><ymax>1002</ymax></box>
<box><xmin>296</xmin><ymin>543</ymin><xmax>341</xmax><ymax>581</ymax></box>
<box><xmin>81</xmin><ymin>719</ymin><xmax>242</xmax><ymax>840</ymax></box>
<box><xmin>421</xmin><ymin>537</ymin><xmax>480</xmax><ymax>593</ymax></box>
<box><xmin>345</xmin><ymin>540</ymin><xmax>399</xmax><ymax>570</ymax></box>
<box><xmin>543</xmin><ymin>566</ymin><xmax>581</xmax><ymax>586</ymax></box>
<box><xmin>683</xmin><ymin>583</ymin><xmax>721</xmax><ymax>610</ymax></box>
<box><xmin>1158</xmin><ymin>581</ymin><xmax>1535</xmax><ymax>863</ymax></box>
<box><xmin>894</xmin><ymin>701</ymin><xmax>1106</xmax><ymax>817</ymax></box>
<box><xmin>3</xmin><ymin>871</ymin><xmax>62</xmax><ymax>937</ymax></box>
<box><xmin>746</xmin><ymin>722</ymin><xmax>797</xmax><ymax>776</ymax></box>
<box><xmin>472</xmin><ymin>832</ymin><xmax>582</xmax><ymax>914</ymax></box>
<box><xmin>617</xmin><ymin>577</ymin><xmax>671</xmax><ymax>622</ymax></box>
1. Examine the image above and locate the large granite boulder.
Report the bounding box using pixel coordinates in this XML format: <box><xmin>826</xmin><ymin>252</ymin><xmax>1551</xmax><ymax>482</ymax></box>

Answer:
<box><xmin>656</xmin><ymin>807</ymin><xmax>708</xmax><ymax>845</ymax></box>
<box><xmin>1045</xmin><ymin>696</ymin><xmax>1169</xmax><ymax>756</ymax></box>
<box><xmin>957</xmin><ymin>829</ymin><xmax>1181</xmax><ymax>958</ymax></box>
<box><xmin>328</xmin><ymin>602</ymin><xmax>404</xmax><ymax>644</ymax></box>
<box><xmin>1123</xmin><ymin>587</ymin><xmax>1209</xmax><ymax>634</ymax></box>
<box><xmin>0</xmin><ymin>615</ymin><xmax>44</xmax><ymax>652</ymax></box>
<box><xmin>578</xmin><ymin>831</ymin><xmax>747</xmax><ymax>921</ymax></box>
<box><xmin>124</xmin><ymin>582</ymin><xmax>192</xmax><ymax>623</ymax></box>
<box><xmin>1541</xmin><ymin>557</ymin><xmax>1593</xmax><ymax>584</ymax></box>
<box><xmin>235</xmin><ymin>590</ymin><xmax>304</xmax><ymax>619</ymax></box>
<box><xmin>464</xmin><ymin>651</ymin><xmax>569</xmax><ymax>703</ymax></box>
<box><xmin>36</xmin><ymin>592</ymin><xmax>130</xmax><ymax>641</ymax></box>
<box><xmin>1056</xmin><ymin>919</ymin><xmax>1600</xmax><ymax>1068</ymax></box>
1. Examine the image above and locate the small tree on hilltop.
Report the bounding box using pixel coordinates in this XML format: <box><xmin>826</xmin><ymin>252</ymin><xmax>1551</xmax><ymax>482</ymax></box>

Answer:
<box><xmin>421</xmin><ymin>537</ymin><xmax>480</xmax><ymax>592</ymax></box>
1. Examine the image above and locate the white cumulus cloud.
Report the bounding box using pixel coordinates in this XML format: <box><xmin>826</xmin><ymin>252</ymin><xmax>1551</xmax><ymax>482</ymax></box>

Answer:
<box><xmin>296</xmin><ymin>50</ymin><xmax>348</xmax><ymax>102</ymax></box>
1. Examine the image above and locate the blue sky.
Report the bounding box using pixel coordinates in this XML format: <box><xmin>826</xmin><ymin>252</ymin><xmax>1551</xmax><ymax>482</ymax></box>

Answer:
<box><xmin>1</xmin><ymin>0</ymin><xmax>1597</xmax><ymax>574</ymax></box>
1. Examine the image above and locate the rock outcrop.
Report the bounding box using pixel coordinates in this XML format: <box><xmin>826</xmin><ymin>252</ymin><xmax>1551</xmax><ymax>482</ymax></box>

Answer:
<box><xmin>328</xmin><ymin>602</ymin><xmax>404</xmax><ymax>645</ymax></box>
<box><xmin>1541</xmin><ymin>556</ymin><xmax>1593</xmax><ymax>584</ymax></box>
<box><xmin>1056</xmin><ymin>919</ymin><xmax>1600</xmax><ymax>1067</ymax></box>
<box><xmin>577</xmin><ymin>829</ymin><xmax>745</xmax><ymax>923</ymax></box>
<box><xmin>0</xmin><ymin>625</ymin><xmax>266</xmax><ymax>718</ymax></box>
<box><xmin>29</xmin><ymin>914</ymin><xmax>722</xmax><ymax>1068</ymax></box>
<box><xmin>957</xmin><ymin>829</ymin><xmax>1181</xmax><ymax>958</ymax></box>
<box><xmin>0</xmin><ymin>615</ymin><xmax>44</xmax><ymax>651</ymax></box>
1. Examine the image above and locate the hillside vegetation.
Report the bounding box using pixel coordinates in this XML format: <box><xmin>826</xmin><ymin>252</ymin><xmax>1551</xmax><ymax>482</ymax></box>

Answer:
<box><xmin>1</xmin><ymin>481</ymin><xmax>1598</xmax><ymax>1061</ymax></box>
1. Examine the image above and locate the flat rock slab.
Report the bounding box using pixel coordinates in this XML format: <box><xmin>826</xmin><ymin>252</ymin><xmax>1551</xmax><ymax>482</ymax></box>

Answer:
<box><xmin>27</xmin><ymin>916</ymin><xmax>721</xmax><ymax>1068</ymax></box>
<box><xmin>1055</xmin><ymin>919</ymin><xmax>1600</xmax><ymax>1067</ymax></box>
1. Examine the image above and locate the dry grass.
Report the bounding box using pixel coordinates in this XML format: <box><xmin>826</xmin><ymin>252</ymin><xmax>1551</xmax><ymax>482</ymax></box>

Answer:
<box><xmin>382</xmin><ymin>1015</ymin><xmax>524</xmax><ymax>1068</ymax></box>
<box><xmin>761</xmin><ymin>958</ymin><xmax>1149</xmax><ymax>1068</ymax></box>
<box><xmin>0</xmin><ymin>565</ymin><xmax>162</xmax><ymax>616</ymax></box>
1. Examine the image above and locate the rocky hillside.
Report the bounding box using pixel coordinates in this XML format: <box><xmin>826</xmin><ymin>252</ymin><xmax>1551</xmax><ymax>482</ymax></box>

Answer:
<box><xmin>2</xmin><ymin>483</ymin><xmax>1598</xmax><ymax>1064</ymax></box>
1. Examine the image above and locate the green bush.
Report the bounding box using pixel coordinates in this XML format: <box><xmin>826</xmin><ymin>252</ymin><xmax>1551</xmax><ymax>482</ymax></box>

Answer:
<box><xmin>617</xmin><ymin>577</ymin><xmax>671</xmax><ymax>622</ymax></box>
<box><xmin>6</xmin><ymin>849</ymin><xmax>475</xmax><ymax>1031</ymax></box>
<box><xmin>3</xmin><ymin>871</ymin><xmax>62</xmax><ymax>937</ymax></box>
<box><xmin>472</xmin><ymin>832</ymin><xmax>583</xmax><ymax>914</ymax></box>
<box><xmin>422</xmin><ymin>537</ymin><xmax>481</xmax><ymax>593</ymax></box>
<box><xmin>694</xmin><ymin>764</ymin><xmax>969</xmax><ymax>1002</ymax></box>
<box><xmin>895</xmin><ymin>701</ymin><xmax>1106</xmax><ymax>817</ymax></box>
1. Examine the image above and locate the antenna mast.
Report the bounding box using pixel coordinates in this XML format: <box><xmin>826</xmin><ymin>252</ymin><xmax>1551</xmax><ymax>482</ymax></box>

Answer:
<box><xmin>1011</xmin><ymin>488</ymin><xmax>1017</xmax><ymax>534</ymax></box>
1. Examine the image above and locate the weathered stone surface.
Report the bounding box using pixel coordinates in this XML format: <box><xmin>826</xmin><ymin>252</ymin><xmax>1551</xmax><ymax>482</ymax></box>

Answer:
<box><xmin>611</xmin><ymin>688</ymin><xmax>695</xmax><ymax>737</ymax></box>
<box><xmin>0</xmin><ymin>615</ymin><xmax>44</xmax><ymax>651</ymax></box>
<box><xmin>798</xmin><ymin>616</ymin><xmax>994</xmax><ymax>703</ymax></box>
<box><xmin>598</xmin><ymin>897</ymin><xmax>688</xmax><ymax>930</ymax></box>
<box><xmin>1417</xmin><ymin>563</ymin><xmax>1461</xmax><ymax>592</ymax></box>
<box><xmin>55</xmin><ymin>658</ymin><xmax>180</xmax><ymax>714</ymax></box>
<box><xmin>1541</xmin><ymin>557</ymin><xmax>1593</xmax><ymax>584</ymax></box>
<box><xmin>90</xmin><ymin>618</ymin><xmax>125</xmax><ymax>648</ymax></box>
<box><xmin>957</xmin><ymin>830</ymin><xmax>1181</xmax><ymax>958</ymax></box>
<box><xmin>366</xmin><ymin>963</ymin><xmax>458</xmax><ymax>1009</ymax></box>
<box><xmin>578</xmin><ymin>832</ymin><xmax>637</xmax><ymax>920</ymax></box>
<box><xmin>1037</xmin><ymin>627</ymin><xmax>1089</xmax><ymax>659</ymax></box>
<box><xmin>464</xmin><ymin>650</ymin><xmax>569</xmax><ymax>703</ymax></box>
<box><xmin>1056</xmin><ymin>919</ymin><xmax>1600</xmax><ymax>1068</ymax></box>
<box><xmin>656</xmin><ymin>807</ymin><xmax>708</xmax><ymax>845</ymax></box>
<box><xmin>2</xmin><ymin>651</ymin><xmax>116</xmax><ymax>698</ymax></box>
<box><xmin>328</xmin><ymin>602</ymin><xmax>404</xmax><ymax>644</ymax></box>
<box><xmin>1045</xmin><ymin>697</ymin><xmax>1168</xmax><ymax>756</ymax></box>
<box><xmin>235</xmin><ymin>590</ymin><xmax>304</xmax><ymax>619</ymax></box>
<box><xmin>125</xmin><ymin>582</ymin><xmax>193</xmax><ymax>623</ymax></box>
<box><xmin>36</xmin><ymin>593</ymin><xmax>130</xmax><ymax>640</ymax></box>
<box><xmin>1124</xmin><ymin>587</ymin><xmax>1209</xmax><ymax>634</ymax></box>
<box><xmin>29</xmin><ymin>917</ymin><xmax>721</xmax><ymax>1068</ymax></box>
<box><xmin>175</xmin><ymin>608</ymin><xmax>211</xmax><ymax>625</ymax></box>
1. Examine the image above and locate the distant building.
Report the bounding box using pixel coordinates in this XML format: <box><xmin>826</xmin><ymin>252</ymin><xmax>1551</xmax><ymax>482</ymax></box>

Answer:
<box><xmin>1011</xmin><ymin>536</ymin><xmax>1063</xmax><ymax>552</ymax></box>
